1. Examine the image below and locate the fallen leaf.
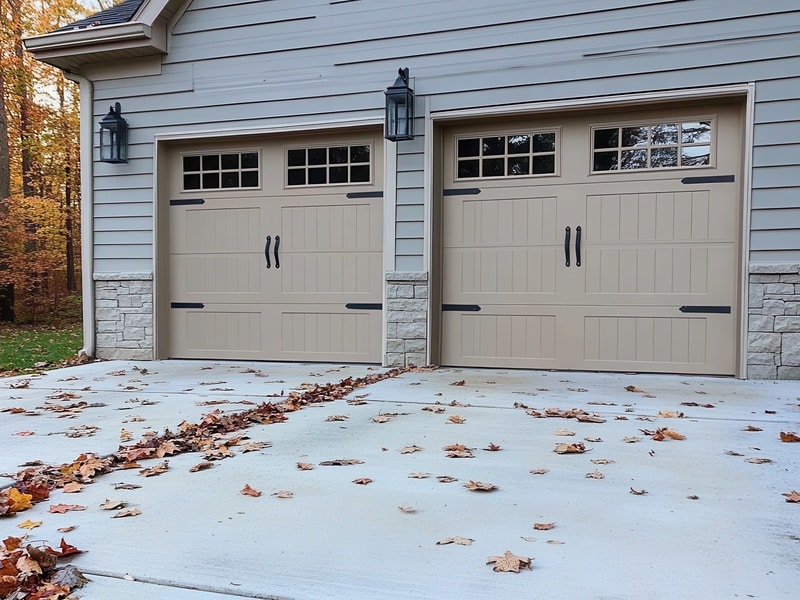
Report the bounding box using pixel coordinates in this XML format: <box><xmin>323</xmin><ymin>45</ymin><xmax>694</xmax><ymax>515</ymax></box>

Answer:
<box><xmin>483</xmin><ymin>443</ymin><xmax>502</xmax><ymax>451</ymax></box>
<box><xmin>371</xmin><ymin>415</ymin><xmax>391</xmax><ymax>423</ymax></box>
<box><xmin>554</xmin><ymin>442</ymin><xmax>586</xmax><ymax>454</ymax></box>
<box><xmin>113</xmin><ymin>482</ymin><xmax>142</xmax><ymax>490</ymax></box>
<box><xmin>189</xmin><ymin>461</ymin><xmax>215</xmax><ymax>472</ymax></box>
<box><xmin>17</xmin><ymin>519</ymin><xmax>42</xmax><ymax>529</ymax></box>
<box><xmin>112</xmin><ymin>508</ymin><xmax>142</xmax><ymax>518</ymax></box>
<box><xmin>687</xmin><ymin>495</ymin><xmax>700</xmax><ymax>500</ymax></box>
<box><xmin>325</xmin><ymin>415</ymin><xmax>349</xmax><ymax>422</ymax></box>
<box><xmin>742</xmin><ymin>425</ymin><xmax>763</xmax><ymax>432</ymax></box>
<box><xmin>567</xmin><ymin>387</ymin><xmax>588</xmax><ymax>393</ymax></box>
<box><xmin>553</xmin><ymin>428</ymin><xmax>575</xmax><ymax>436</ymax></box>
<box><xmin>629</xmin><ymin>487</ymin><xmax>648</xmax><ymax>495</ymax></box>
<box><xmin>319</xmin><ymin>459</ymin><xmax>364</xmax><ymax>466</ymax></box>
<box><xmin>585</xmin><ymin>470</ymin><xmax>605</xmax><ymax>479</ymax></box>
<box><xmin>398</xmin><ymin>504</ymin><xmax>416</xmax><ymax>513</ymax></box>
<box><xmin>58</xmin><ymin>525</ymin><xmax>78</xmax><ymax>533</ymax></box>
<box><xmin>625</xmin><ymin>385</ymin><xmax>646</xmax><ymax>393</ymax></box>
<box><xmin>623</xmin><ymin>436</ymin><xmax>641</xmax><ymax>443</ymax></box>
<box><xmin>448</xmin><ymin>415</ymin><xmax>466</xmax><ymax>424</ymax></box>
<box><xmin>13</xmin><ymin>431</ymin><xmax>35</xmax><ymax>436</ymax></box>
<box><xmin>591</xmin><ymin>458</ymin><xmax>615</xmax><ymax>465</ymax></box>
<box><xmin>657</xmin><ymin>410</ymin><xmax>684</xmax><ymax>418</ymax></box>
<box><xmin>408</xmin><ymin>472</ymin><xmax>431</xmax><ymax>479</ymax></box>
<box><xmin>584</xmin><ymin>436</ymin><xmax>603</xmax><ymax>442</ymax></box>
<box><xmin>520</xmin><ymin>536</ymin><xmax>537</xmax><ymax>542</ymax></box>
<box><xmin>241</xmin><ymin>484</ymin><xmax>262</xmax><ymax>497</ymax></box>
<box><xmin>486</xmin><ymin>551</ymin><xmax>532</xmax><ymax>573</ymax></box>
<box><xmin>272</xmin><ymin>491</ymin><xmax>294</xmax><ymax>499</ymax></box>
<box><xmin>437</xmin><ymin>536</ymin><xmax>474</xmax><ymax>546</ymax></box>
<box><xmin>725</xmin><ymin>450</ymin><xmax>744</xmax><ymax>456</ymax></box>
<box><xmin>353</xmin><ymin>477</ymin><xmax>373</xmax><ymax>485</ymax></box>
<box><xmin>139</xmin><ymin>460</ymin><xmax>169</xmax><ymax>477</ymax></box>
<box><xmin>615</xmin><ymin>416</ymin><xmax>628</xmax><ymax>421</ymax></box>
<box><xmin>49</xmin><ymin>504</ymin><xmax>86</xmax><ymax>514</ymax></box>
<box><xmin>746</xmin><ymin>457</ymin><xmax>773</xmax><ymax>464</ymax></box>
<box><xmin>437</xmin><ymin>475</ymin><xmax>458</xmax><ymax>483</ymax></box>
<box><xmin>782</xmin><ymin>490</ymin><xmax>800</xmax><ymax>503</ymax></box>
<box><xmin>529</xmin><ymin>468</ymin><xmax>549</xmax><ymax>475</ymax></box>
<box><xmin>659</xmin><ymin>428</ymin><xmax>686</xmax><ymax>440</ymax></box>
<box><xmin>100</xmin><ymin>499</ymin><xmax>127</xmax><ymax>510</ymax></box>
<box><xmin>533</xmin><ymin>522</ymin><xmax>555</xmax><ymax>530</ymax></box>
<box><xmin>62</xmin><ymin>482</ymin><xmax>84</xmax><ymax>493</ymax></box>
<box><xmin>400</xmin><ymin>445</ymin><xmax>424</xmax><ymax>454</ymax></box>
<box><xmin>296</xmin><ymin>462</ymin><xmax>314</xmax><ymax>470</ymax></box>
<box><xmin>780</xmin><ymin>431</ymin><xmax>800</xmax><ymax>442</ymax></box>
<box><xmin>422</xmin><ymin>406</ymin><xmax>445</xmax><ymax>413</ymax></box>
<box><xmin>450</xmin><ymin>380</ymin><xmax>466</xmax><ymax>386</ymax></box>
<box><xmin>464</xmin><ymin>480</ymin><xmax>497</xmax><ymax>492</ymax></box>
<box><xmin>8</xmin><ymin>488</ymin><xmax>33</xmax><ymax>512</ymax></box>
<box><xmin>120</xmin><ymin>428</ymin><xmax>134</xmax><ymax>442</ymax></box>
<box><xmin>51</xmin><ymin>564</ymin><xmax>89</xmax><ymax>589</ymax></box>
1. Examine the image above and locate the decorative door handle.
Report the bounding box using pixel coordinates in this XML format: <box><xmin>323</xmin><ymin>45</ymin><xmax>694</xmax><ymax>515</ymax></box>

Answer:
<box><xmin>564</xmin><ymin>226</ymin><xmax>571</xmax><ymax>267</ymax></box>
<box><xmin>274</xmin><ymin>235</ymin><xmax>280</xmax><ymax>269</ymax></box>
<box><xmin>264</xmin><ymin>236</ymin><xmax>271</xmax><ymax>269</ymax></box>
<box><xmin>575</xmin><ymin>226</ymin><xmax>582</xmax><ymax>267</ymax></box>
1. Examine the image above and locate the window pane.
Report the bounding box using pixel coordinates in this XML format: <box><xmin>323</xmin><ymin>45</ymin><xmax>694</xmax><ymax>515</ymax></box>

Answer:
<box><xmin>329</xmin><ymin>166</ymin><xmax>348</xmax><ymax>183</ymax></box>
<box><xmin>458</xmin><ymin>138</ymin><xmax>480</xmax><ymax>158</ymax></box>
<box><xmin>183</xmin><ymin>156</ymin><xmax>200</xmax><ymax>171</ymax></box>
<box><xmin>202</xmin><ymin>173</ymin><xmax>220</xmax><ymax>188</ymax></box>
<box><xmin>202</xmin><ymin>155</ymin><xmax>219</xmax><ymax>170</ymax></box>
<box><xmin>651</xmin><ymin>147</ymin><xmax>678</xmax><ymax>167</ymax></box>
<box><xmin>651</xmin><ymin>123</ymin><xmax>678</xmax><ymax>145</ymax></box>
<box><xmin>287</xmin><ymin>169</ymin><xmax>305</xmax><ymax>186</ymax></box>
<box><xmin>241</xmin><ymin>171</ymin><xmax>259</xmax><ymax>187</ymax></box>
<box><xmin>482</xmin><ymin>137</ymin><xmax>504</xmax><ymax>156</ymax></box>
<box><xmin>221</xmin><ymin>154</ymin><xmax>239</xmax><ymax>169</ymax></box>
<box><xmin>507</xmin><ymin>156</ymin><xmax>530</xmax><ymax>176</ymax></box>
<box><xmin>621</xmin><ymin>127</ymin><xmax>648</xmax><ymax>147</ymax></box>
<box><xmin>681</xmin><ymin>145</ymin><xmax>710</xmax><ymax>166</ymax></box>
<box><xmin>457</xmin><ymin>159</ymin><xmax>479</xmax><ymax>178</ymax></box>
<box><xmin>183</xmin><ymin>173</ymin><xmax>200</xmax><ymax>189</ymax></box>
<box><xmin>350</xmin><ymin>165</ymin><xmax>370</xmax><ymax>182</ymax></box>
<box><xmin>533</xmin><ymin>132</ymin><xmax>556</xmax><ymax>153</ymax></box>
<box><xmin>532</xmin><ymin>155</ymin><xmax>555</xmax><ymax>175</ymax></box>
<box><xmin>221</xmin><ymin>172</ymin><xmax>239</xmax><ymax>188</ymax></box>
<box><xmin>593</xmin><ymin>128</ymin><xmax>619</xmax><ymax>149</ymax></box>
<box><xmin>621</xmin><ymin>149</ymin><xmax>648</xmax><ymax>169</ymax></box>
<box><xmin>593</xmin><ymin>151</ymin><xmax>618</xmax><ymax>171</ymax></box>
<box><xmin>350</xmin><ymin>145</ymin><xmax>370</xmax><ymax>163</ymax></box>
<box><xmin>482</xmin><ymin>157</ymin><xmax>504</xmax><ymax>177</ymax></box>
<box><xmin>241</xmin><ymin>152</ymin><xmax>259</xmax><ymax>169</ymax></box>
<box><xmin>507</xmin><ymin>135</ymin><xmax>530</xmax><ymax>154</ymax></box>
<box><xmin>682</xmin><ymin>121</ymin><xmax>711</xmax><ymax>144</ymax></box>
<box><xmin>329</xmin><ymin>146</ymin><xmax>348</xmax><ymax>164</ymax></box>
<box><xmin>287</xmin><ymin>149</ymin><xmax>306</xmax><ymax>167</ymax></box>
<box><xmin>308</xmin><ymin>166</ymin><xmax>326</xmax><ymax>184</ymax></box>
<box><xmin>308</xmin><ymin>148</ymin><xmax>326</xmax><ymax>165</ymax></box>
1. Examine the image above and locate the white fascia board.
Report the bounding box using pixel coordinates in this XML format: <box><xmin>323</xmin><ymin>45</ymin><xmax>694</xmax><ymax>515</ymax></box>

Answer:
<box><xmin>25</xmin><ymin>22</ymin><xmax>156</xmax><ymax>53</ymax></box>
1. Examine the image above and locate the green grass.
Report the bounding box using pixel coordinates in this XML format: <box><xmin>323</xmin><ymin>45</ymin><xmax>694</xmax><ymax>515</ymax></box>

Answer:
<box><xmin>0</xmin><ymin>324</ymin><xmax>83</xmax><ymax>375</ymax></box>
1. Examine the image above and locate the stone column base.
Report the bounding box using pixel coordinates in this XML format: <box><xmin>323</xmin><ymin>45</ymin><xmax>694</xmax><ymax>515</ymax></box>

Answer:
<box><xmin>747</xmin><ymin>263</ymin><xmax>800</xmax><ymax>379</ymax></box>
<box><xmin>94</xmin><ymin>273</ymin><xmax>154</xmax><ymax>360</ymax></box>
<box><xmin>385</xmin><ymin>271</ymin><xmax>428</xmax><ymax>367</ymax></box>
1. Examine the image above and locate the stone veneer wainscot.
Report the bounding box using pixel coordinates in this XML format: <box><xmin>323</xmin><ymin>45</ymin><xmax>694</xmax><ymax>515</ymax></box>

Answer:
<box><xmin>385</xmin><ymin>271</ymin><xmax>428</xmax><ymax>367</ymax></box>
<box><xmin>94</xmin><ymin>273</ymin><xmax>154</xmax><ymax>360</ymax></box>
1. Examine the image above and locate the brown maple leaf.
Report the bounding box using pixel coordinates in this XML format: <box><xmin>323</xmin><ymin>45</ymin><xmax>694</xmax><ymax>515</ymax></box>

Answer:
<box><xmin>100</xmin><ymin>499</ymin><xmax>127</xmax><ymax>510</ymax></box>
<box><xmin>585</xmin><ymin>470</ymin><xmax>604</xmax><ymax>479</ymax></box>
<box><xmin>782</xmin><ymin>490</ymin><xmax>800</xmax><ymax>502</ymax></box>
<box><xmin>272</xmin><ymin>491</ymin><xmax>294</xmax><ymax>499</ymax></box>
<box><xmin>463</xmin><ymin>480</ymin><xmax>497</xmax><ymax>492</ymax></box>
<box><xmin>529</xmin><ymin>468</ymin><xmax>549</xmax><ymax>475</ymax></box>
<box><xmin>450</xmin><ymin>380</ymin><xmax>466</xmax><ymax>386</ymax></box>
<box><xmin>62</xmin><ymin>482</ymin><xmax>84</xmax><ymax>493</ymax></box>
<box><xmin>742</xmin><ymin>425</ymin><xmax>763</xmax><ymax>432</ymax></box>
<box><xmin>189</xmin><ymin>461</ymin><xmax>214</xmax><ymax>472</ymax></box>
<box><xmin>629</xmin><ymin>487</ymin><xmax>648</xmax><ymax>495</ymax></box>
<box><xmin>437</xmin><ymin>536</ymin><xmax>474</xmax><ymax>546</ymax></box>
<box><xmin>112</xmin><ymin>508</ymin><xmax>142</xmax><ymax>518</ymax></box>
<box><xmin>448</xmin><ymin>415</ymin><xmax>466</xmax><ymax>424</ymax></box>
<box><xmin>484</xmin><ymin>443</ymin><xmax>502</xmax><ymax>451</ymax></box>
<box><xmin>49</xmin><ymin>504</ymin><xmax>86</xmax><ymax>514</ymax></box>
<box><xmin>139</xmin><ymin>460</ymin><xmax>169</xmax><ymax>477</ymax></box>
<box><xmin>399</xmin><ymin>445</ymin><xmax>424</xmax><ymax>454</ymax></box>
<box><xmin>625</xmin><ymin>385</ymin><xmax>646</xmax><ymax>393</ymax></box>
<box><xmin>553</xmin><ymin>442</ymin><xmax>586</xmax><ymax>454</ymax></box>
<box><xmin>319</xmin><ymin>458</ymin><xmax>364</xmax><ymax>466</ymax></box>
<box><xmin>437</xmin><ymin>475</ymin><xmax>458</xmax><ymax>483</ymax></box>
<box><xmin>408</xmin><ymin>472</ymin><xmax>431</xmax><ymax>479</ymax></box>
<box><xmin>241</xmin><ymin>484</ymin><xmax>262</xmax><ymax>497</ymax></box>
<box><xmin>486</xmin><ymin>550</ymin><xmax>532</xmax><ymax>573</ymax></box>
<box><xmin>780</xmin><ymin>431</ymin><xmax>800</xmax><ymax>442</ymax></box>
<box><xmin>533</xmin><ymin>522</ymin><xmax>555</xmax><ymax>530</ymax></box>
<box><xmin>325</xmin><ymin>415</ymin><xmax>349</xmax><ymax>422</ymax></box>
<box><xmin>353</xmin><ymin>477</ymin><xmax>373</xmax><ymax>485</ymax></box>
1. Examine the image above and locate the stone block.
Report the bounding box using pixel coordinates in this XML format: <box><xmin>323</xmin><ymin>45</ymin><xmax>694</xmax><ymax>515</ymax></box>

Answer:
<box><xmin>386</xmin><ymin>310</ymin><xmax>413</xmax><ymax>323</ymax></box>
<box><xmin>748</xmin><ymin>332</ymin><xmax>781</xmax><ymax>353</ymax></box>
<box><xmin>95</xmin><ymin>287</ymin><xmax>119</xmax><ymax>301</ymax></box>
<box><xmin>388</xmin><ymin>299</ymin><xmax>426</xmax><ymax>311</ymax></box>
<box><xmin>96</xmin><ymin>321</ymin><xmax>118</xmax><ymax>333</ymax></box>
<box><xmin>386</xmin><ymin>271</ymin><xmax>428</xmax><ymax>283</ymax></box>
<box><xmin>386</xmin><ymin>284</ymin><xmax>400</xmax><ymax>299</ymax></box>
<box><xmin>761</xmin><ymin>300</ymin><xmax>786</xmax><ymax>316</ymax></box>
<box><xmin>747</xmin><ymin>352</ymin><xmax>778</xmax><ymax>365</ymax></box>
<box><xmin>748</xmin><ymin>315</ymin><xmax>774</xmax><ymax>332</ymax></box>
<box><xmin>748</xmin><ymin>284</ymin><xmax>764</xmax><ymax>309</ymax></box>
<box><xmin>780</xmin><ymin>275</ymin><xmax>800</xmax><ymax>283</ymax></box>
<box><xmin>127</xmin><ymin>281</ymin><xmax>153</xmax><ymax>294</ymax></box>
<box><xmin>125</xmin><ymin>313</ymin><xmax>153</xmax><ymax>328</ymax></box>
<box><xmin>748</xmin><ymin>364</ymin><xmax>777</xmax><ymax>379</ymax></box>
<box><xmin>405</xmin><ymin>353</ymin><xmax>426</xmax><ymax>367</ymax></box>
<box><xmin>397</xmin><ymin>321</ymin><xmax>426</xmax><ymax>339</ymax></box>
<box><xmin>123</xmin><ymin>327</ymin><xmax>145</xmax><ymax>341</ymax></box>
<box><xmin>765</xmin><ymin>283</ymin><xmax>795</xmax><ymax>295</ymax></box>
<box><xmin>782</xmin><ymin>333</ymin><xmax>800</xmax><ymax>366</ymax></box>
<box><xmin>387</xmin><ymin>339</ymin><xmax>405</xmax><ymax>353</ymax></box>
<box><xmin>95</xmin><ymin>299</ymin><xmax>118</xmax><ymax>308</ymax></box>
<box><xmin>386</xmin><ymin>323</ymin><xmax>397</xmax><ymax>338</ymax></box>
<box><xmin>98</xmin><ymin>348</ymin><xmax>153</xmax><ymax>360</ymax></box>
<box><xmin>786</xmin><ymin>303</ymin><xmax>800</xmax><ymax>316</ymax></box>
<box><xmin>414</xmin><ymin>285</ymin><xmax>428</xmax><ymax>299</ymax></box>
<box><xmin>95</xmin><ymin>308</ymin><xmax>121</xmax><ymax>321</ymax></box>
<box><xmin>405</xmin><ymin>338</ymin><xmax>427</xmax><ymax>353</ymax></box>
<box><xmin>95</xmin><ymin>333</ymin><xmax>117</xmax><ymax>347</ymax></box>
<box><xmin>774</xmin><ymin>316</ymin><xmax>800</xmax><ymax>332</ymax></box>
<box><xmin>385</xmin><ymin>353</ymin><xmax>405</xmax><ymax>367</ymax></box>
<box><xmin>749</xmin><ymin>263</ymin><xmax>800</xmax><ymax>274</ymax></box>
<box><xmin>749</xmin><ymin>274</ymin><xmax>781</xmax><ymax>283</ymax></box>
<box><xmin>777</xmin><ymin>366</ymin><xmax>800</xmax><ymax>380</ymax></box>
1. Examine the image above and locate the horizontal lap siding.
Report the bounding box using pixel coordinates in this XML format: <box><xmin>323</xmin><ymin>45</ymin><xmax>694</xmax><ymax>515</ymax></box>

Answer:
<box><xmin>90</xmin><ymin>0</ymin><xmax>800</xmax><ymax>273</ymax></box>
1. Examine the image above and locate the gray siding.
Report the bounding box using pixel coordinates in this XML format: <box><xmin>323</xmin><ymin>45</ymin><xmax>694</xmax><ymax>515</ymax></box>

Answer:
<box><xmin>88</xmin><ymin>0</ymin><xmax>800</xmax><ymax>274</ymax></box>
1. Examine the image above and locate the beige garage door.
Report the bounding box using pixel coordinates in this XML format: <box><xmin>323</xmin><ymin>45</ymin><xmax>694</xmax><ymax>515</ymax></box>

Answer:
<box><xmin>168</xmin><ymin>130</ymin><xmax>383</xmax><ymax>362</ymax></box>
<box><xmin>441</xmin><ymin>102</ymin><xmax>742</xmax><ymax>374</ymax></box>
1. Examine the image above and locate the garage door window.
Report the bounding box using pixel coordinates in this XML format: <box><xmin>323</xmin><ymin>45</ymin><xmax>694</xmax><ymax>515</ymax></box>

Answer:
<box><xmin>456</xmin><ymin>132</ymin><xmax>557</xmax><ymax>179</ymax></box>
<box><xmin>286</xmin><ymin>144</ymin><xmax>371</xmax><ymax>186</ymax></box>
<box><xmin>592</xmin><ymin>120</ymin><xmax>712</xmax><ymax>172</ymax></box>
<box><xmin>182</xmin><ymin>152</ymin><xmax>260</xmax><ymax>190</ymax></box>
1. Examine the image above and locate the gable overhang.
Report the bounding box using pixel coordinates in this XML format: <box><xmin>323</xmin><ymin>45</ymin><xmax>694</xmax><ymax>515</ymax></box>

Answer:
<box><xmin>24</xmin><ymin>21</ymin><xmax>167</xmax><ymax>72</ymax></box>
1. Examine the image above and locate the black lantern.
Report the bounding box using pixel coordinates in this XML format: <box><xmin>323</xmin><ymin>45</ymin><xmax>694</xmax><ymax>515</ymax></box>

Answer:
<box><xmin>384</xmin><ymin>67</ymin><xmax>414</xmax><ymax>141</ymax></box>
<box><xmin>99</xmin><ymin>102</ymin><xmax>128</xmax><ymax>163</ymax></box>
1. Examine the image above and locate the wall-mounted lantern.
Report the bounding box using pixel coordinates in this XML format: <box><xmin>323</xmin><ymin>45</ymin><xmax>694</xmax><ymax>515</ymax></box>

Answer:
<box><xmin>99</xmin><ymin>102</ymin><xmax>128</xmax><ymax>163</ymax></box>
<box><xmin>384</xmin><ymin>67</ymin><xmax>414</xmax><ymax>141</ymax></box>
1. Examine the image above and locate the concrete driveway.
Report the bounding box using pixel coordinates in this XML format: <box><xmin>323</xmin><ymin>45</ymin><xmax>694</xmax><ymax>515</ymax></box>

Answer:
<box><xmin>1</xmin><ymin>360</ymin><xmax>799</xmax><ymax>599</ymax></box>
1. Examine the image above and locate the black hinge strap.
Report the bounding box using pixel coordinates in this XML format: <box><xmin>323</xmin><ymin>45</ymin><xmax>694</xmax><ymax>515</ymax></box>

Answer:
<box><xmin>679</xmin><ymin>306</ymin><xmax>731</xmax><ymax>314</ymax></box>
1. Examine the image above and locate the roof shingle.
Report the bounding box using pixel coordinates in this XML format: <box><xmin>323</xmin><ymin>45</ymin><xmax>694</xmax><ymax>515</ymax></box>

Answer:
<box><xmin>55</xmin><ymin>0</ymin><xmax>145</xmax><ymax>32</ymax></box>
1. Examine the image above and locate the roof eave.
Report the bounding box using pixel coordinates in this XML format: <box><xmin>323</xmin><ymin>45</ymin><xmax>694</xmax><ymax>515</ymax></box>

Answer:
<box><xmin>24</xmin><ymin>22</ymin><xmax>166</xmax><ymax>71</ymax></box>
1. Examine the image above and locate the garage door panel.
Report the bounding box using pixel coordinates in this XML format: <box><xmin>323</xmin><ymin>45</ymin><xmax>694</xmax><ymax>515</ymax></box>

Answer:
<box><xmin>171</xmin><ymin>305</ymin><xmax>267</xmax><ymax>359</ymax></box>
<box><xmin>281</xmin><ymin>252</ymin><xmax>381</xmax><ymax>299</ymax></box>
<box><xmin>280</xmin><ymin>307</ymin><xmax>381</xmax><ymax>361</ymax></box>
<box><xmin>171</xmin><ymin>254</ymin><xmax>264</xmax><ymax>300</ymax></box>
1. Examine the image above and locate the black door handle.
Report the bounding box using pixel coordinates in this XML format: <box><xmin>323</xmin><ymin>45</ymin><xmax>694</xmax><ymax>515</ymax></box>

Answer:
<box><xmin>575</xmin><ymin>226</ymin><xmax>582</xmax><ymax>268</ymax></box>
<box><xmin>274</xmin><ymin>235</ymin><xmax>280</xmax><ymax>269</ymax></box>
<box><xmin>564</xmin><ymin>226</ymin><xmax>571</xmax><ymax>267</ymax></box>
<box><xmin>264</xmin><ymin>235</ymin><xmax>271</xmax><ymax>269</ymax></box>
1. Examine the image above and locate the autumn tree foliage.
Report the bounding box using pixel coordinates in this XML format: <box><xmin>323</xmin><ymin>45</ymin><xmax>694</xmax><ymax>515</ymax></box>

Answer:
<box><xmin>0</xmin><ymin>0</ymin><xmax>89</xmax><ymax>322</ymax></box>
